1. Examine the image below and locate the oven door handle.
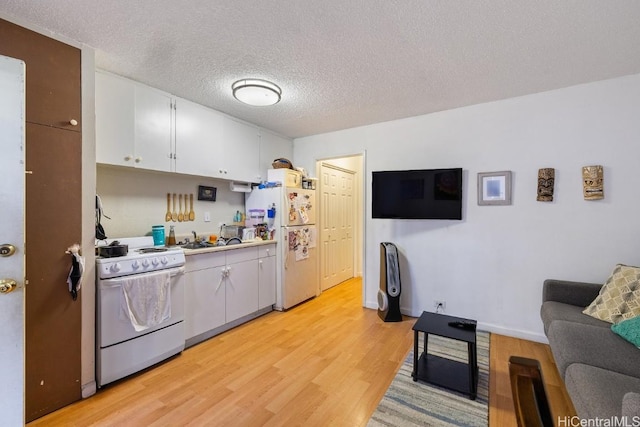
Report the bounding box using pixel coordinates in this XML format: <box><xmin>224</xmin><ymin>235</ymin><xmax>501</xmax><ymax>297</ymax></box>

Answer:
<box><xmin>100</xmin><ymin>266</ymin><xmax>185</xmax><ymax>288</ymax></box>
<box><xmin>169</xmin><ymin>266</ymin><xmax>185</xmax><ymax>278</ymax></box>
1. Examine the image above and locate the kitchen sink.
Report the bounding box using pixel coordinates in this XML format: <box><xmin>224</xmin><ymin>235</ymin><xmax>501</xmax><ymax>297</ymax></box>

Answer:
<box><xmin>181</xmin><ymin>238</ymin><xmax>243</xmax><ymax>249</ymax></box>
<box><xmin>181</xmin><ymin>241</ymin><xmax>216</xmax><ymax>250</ymax></box>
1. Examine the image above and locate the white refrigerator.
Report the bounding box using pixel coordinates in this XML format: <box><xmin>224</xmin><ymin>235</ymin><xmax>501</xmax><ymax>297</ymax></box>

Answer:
<box><xmin>245</xmin><ymin>186</ymin><xmax>318</xmax><ymax>310</ymax></box>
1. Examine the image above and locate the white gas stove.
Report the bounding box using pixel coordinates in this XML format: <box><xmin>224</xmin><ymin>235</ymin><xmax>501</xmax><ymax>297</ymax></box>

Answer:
<box><xmin>96</xmin><ymin>236</ymin><xmax>185</xmax><ymax>279</ymax></box>
<box><xmin>96</xmin><ymin>236</ymin><xmax>186</xmax><ymax>387</ymax></box>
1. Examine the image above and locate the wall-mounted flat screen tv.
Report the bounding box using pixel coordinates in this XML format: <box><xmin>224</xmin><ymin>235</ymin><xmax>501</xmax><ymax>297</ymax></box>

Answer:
<box><xmin>372</xmin><ymin>168</ymin><xmax>463</xmax><ymax>219</ymax></box>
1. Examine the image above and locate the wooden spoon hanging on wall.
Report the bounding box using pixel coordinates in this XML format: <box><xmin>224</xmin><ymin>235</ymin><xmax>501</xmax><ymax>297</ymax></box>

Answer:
<box><xmin>178</xmin><ymin>194</ymin><xmax>184</xmax><ymax>222</ymax></box>
<box><xmin>165</xmin><ymin>193</ymin><xmax>172</xmax><ymax>222</ymax></box>
<box><xmin>189</xmin><ymin>194</ymin><xmax>195</xmax><ymax>221</ymax></box>
<box><xmin>172</xmin><ymin>193</ymin><xmax>178</xmax><ymax>222</ymax></box>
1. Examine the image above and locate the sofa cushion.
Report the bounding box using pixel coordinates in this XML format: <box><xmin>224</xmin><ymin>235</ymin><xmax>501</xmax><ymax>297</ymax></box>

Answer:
<box><xmin>583</xmin><ymin>264</ymin><xmax>640</xmax><ymax>323</ymax></box>
<box><xmin>541</xmin><ymin>301</ymin><xmax>610</xmax><ymax>335</ymax></box>
<box><xmin>612</xmin><ymin>315</ymin><xmax>640</xmax><ymax>347</ymax></box>
<box><xmin>564</xmin><ymin>363</ymin><xmax>640</xmax><ymax>420</ymax></box>
<box><xmin>547</xmin><ymin>321</ymin><xmax>640</xmax><ymax>379</ymax></box>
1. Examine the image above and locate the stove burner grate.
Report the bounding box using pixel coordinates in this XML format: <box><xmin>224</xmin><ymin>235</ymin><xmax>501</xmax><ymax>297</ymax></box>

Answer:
<box><xmin>137</xmin><ymin>247</ymin><xmax>168</xmax><ymax>254</ymax></box>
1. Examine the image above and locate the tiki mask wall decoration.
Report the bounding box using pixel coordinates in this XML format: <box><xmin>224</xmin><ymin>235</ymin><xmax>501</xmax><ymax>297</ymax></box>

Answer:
<box><xmin>537</xmin><ymin>168</ymin><xmax>555</xmax><ymax>202</ymax></box>
<box><xmin>582</xmin><ymin>165</ymin><xmax>604</xmax><ymax>200</ymax></box>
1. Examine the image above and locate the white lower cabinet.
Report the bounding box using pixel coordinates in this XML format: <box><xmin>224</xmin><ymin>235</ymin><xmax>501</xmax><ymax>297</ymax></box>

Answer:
<box><xmin>184</xmin><ymin>243</ymin><xmax>275</xmax><ymax>343</ymax></box>
<box><xmin>224</xmin><ymin>249</ymin><xmax>259</xmax><ymax>323</ymax></box>
<box><xmin>184</xmin><ymin>252</ymin><xmax>226</xmax><ymax>340</ymax></box>
<box><xmin>258</xmin><ymin>246</ymin><xmax>276</xmax><ymax>310</ymax></box>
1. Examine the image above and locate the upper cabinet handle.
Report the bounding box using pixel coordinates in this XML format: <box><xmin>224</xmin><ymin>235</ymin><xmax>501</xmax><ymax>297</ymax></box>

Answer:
<box><xmin>69</xmin><ymin>119</ymin><xmax>78</xmax><ymax>126</ymax></box>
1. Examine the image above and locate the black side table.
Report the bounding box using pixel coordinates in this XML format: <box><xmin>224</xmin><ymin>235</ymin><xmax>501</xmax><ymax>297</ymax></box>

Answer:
<box><xmin>411</xmin><ymin>311</ymin><xmax>478</xmax><ymax>400</ymax></box>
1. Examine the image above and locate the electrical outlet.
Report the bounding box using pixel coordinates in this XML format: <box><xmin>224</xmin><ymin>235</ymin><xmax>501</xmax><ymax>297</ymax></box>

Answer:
<box><xmin>434</xmin><ymin>300</ymin><xmax>446</xmax><ymax>311</ymax></box>
<box><xmin>204</xmin><ymin>212</ymin><xmax>211</xmax><ymax>222</ymax></box>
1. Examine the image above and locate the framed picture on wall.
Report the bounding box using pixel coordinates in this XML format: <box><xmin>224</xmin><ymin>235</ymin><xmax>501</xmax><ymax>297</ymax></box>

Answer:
<box><xmin>197</xmin><ymin>185</ymin><xmax>217</xmax><ymax>201</ymax></box>
<box><xmin>477</xmin><ymin>171</ymin><xmax>512</xmax><ymax>205</ymax></box>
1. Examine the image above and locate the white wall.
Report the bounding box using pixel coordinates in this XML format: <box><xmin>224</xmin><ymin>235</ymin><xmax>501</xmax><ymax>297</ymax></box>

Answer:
<box><xmin>97</xmin><ymin>165</ymin><xmax>245</xmax><ymax>240</ymax></box>
<box><xmin>294</xmin><ymin>73</ymin><xmax>640</xmax><ymax>342</ymax></box>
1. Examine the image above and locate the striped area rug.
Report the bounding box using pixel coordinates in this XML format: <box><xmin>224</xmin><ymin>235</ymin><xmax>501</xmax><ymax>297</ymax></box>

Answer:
<box><xmin>368</xmin><ymin>331</ymin><xmax>490</xmax><ymax>427</ymax></box>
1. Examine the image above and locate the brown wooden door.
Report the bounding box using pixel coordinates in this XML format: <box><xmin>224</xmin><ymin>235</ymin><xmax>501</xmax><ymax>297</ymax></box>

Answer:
<box><xmin>25</xmin><ymin>123</ymin><xmax>82</xmax><ymax>421</ymax></box>
<box><xmin>0</xmin><ymin>18</ymin><xmax>83</xmax><ymax>422</ymax></box>
<box><xmin>0</xmin><ymin>18</ymin><xmax>81</xmax><ymax>131</ymax></box>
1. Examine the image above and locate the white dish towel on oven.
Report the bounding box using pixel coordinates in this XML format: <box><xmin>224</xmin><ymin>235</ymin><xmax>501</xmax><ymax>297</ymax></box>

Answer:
<box><xmin>120</xmin><ymin>270</ymin><xmax>171</xmax><ymax>332</ymax></box>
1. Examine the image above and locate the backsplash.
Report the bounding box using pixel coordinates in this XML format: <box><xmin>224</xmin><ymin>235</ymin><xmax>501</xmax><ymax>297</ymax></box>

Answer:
<box><xmin>97</xmin><ymin>165</ymin><xmax>245</xmax><ymax>240</ymax></box>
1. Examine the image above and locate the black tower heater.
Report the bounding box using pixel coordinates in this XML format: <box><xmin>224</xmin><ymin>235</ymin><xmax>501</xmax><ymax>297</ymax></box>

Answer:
<box><xmin>377</xmin><ymin>242</ymin><xmax>402</xmax><ymax>322</ymax></box>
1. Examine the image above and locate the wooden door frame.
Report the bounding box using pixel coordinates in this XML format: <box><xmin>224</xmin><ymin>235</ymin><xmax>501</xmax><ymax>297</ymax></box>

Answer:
<box><xmin>0</xmin><ymin>15</ymin><xmax>99</xmax><ymax>419</ymax></box>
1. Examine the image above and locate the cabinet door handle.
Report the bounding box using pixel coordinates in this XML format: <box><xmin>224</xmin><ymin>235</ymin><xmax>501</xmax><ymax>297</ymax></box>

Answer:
<box><xmin>69</xmin><ymin>119</ymin><xmax>78</xmax><ymax>126</ymax></box>
<box><xmin>124</xmin><ymin>155</ymin><xmax>133</xmax><ymax>162</ymax></box>
<box><xmin>135</xmin><ymin>157</ymin><xmax>142</xmax><ymax>163</ymax></box>
<box><xmin>215</xmin><ymin>275</ymin><xmax>224</xmax><ymax>292</ymax></box>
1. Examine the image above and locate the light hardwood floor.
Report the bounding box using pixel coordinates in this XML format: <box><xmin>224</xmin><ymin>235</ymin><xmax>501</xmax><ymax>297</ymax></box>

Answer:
<box><xmin>29</xmin><ymin>277</ymin><xmax>575</xmax><ymax>426</ymax></box>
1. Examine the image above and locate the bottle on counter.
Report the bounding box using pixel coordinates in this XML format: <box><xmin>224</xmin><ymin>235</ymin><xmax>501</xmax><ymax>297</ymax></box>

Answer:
<box><xmin>167</xmin><ymin>225</ymin><xmax>176</xmax><ymax>246</ymax></box>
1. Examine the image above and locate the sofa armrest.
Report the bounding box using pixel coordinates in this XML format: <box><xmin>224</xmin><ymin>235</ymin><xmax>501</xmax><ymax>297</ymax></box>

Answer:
<box><xmin>542</xmin><ymin>279</ymin><xmax>602</xmax><ymax>307</ymax></box>
<box><xmin>623</xmin><ymin>392</ymin><xmax>640</xmax><ymax>418</ymax></box>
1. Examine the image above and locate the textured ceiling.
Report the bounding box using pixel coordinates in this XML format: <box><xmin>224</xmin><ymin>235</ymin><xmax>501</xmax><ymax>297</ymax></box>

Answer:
<box><xmin>2</xmin><ymin>1</ymin><xmax>640</xmax><ymax>138</ymax></box>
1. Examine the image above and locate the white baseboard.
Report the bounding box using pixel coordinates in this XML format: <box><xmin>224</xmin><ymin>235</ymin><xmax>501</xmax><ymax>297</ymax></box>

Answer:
<box><xmin>364</xmin><ymin>301</ymin><xmax>548</xmax><ymax>344</ymax></box>
<box><xmin>478</xmin><ymin>322</ymin><xmax>548</xmax><ymax>344</ymax></box>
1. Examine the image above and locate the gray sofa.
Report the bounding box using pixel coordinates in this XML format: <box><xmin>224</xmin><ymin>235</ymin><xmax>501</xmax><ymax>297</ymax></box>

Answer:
<box><xmin>540</xmin><ymin>279</ymin><xmax>640</xmax><ymax>420</ymax></box>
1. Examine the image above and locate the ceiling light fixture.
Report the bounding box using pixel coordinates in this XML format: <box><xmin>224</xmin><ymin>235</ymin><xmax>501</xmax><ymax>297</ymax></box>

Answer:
<box><xmin>232</xmin><ymin>79</ymin><xmax>282</xmax><ymax>106</ymax></box>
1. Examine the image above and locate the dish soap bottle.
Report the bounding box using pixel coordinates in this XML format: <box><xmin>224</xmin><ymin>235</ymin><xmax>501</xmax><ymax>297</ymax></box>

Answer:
<box><xmin>234</xmin><ymin>210</ymin><xmax>242</xmax><ymax>223</ymax></box>
<box><xmin>167</xmin><ymin>225</ymin><xmax>176</xmax><ymax>246</ymax></box>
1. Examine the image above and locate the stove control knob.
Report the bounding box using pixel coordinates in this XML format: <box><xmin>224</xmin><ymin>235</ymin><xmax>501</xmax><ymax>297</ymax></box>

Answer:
<box><xmin>132</xmin><ymin>260</ymin><xmax>140</xmax><ymax>269</ymax></box>
<box><xmin>160</xmin><ymin>256</ymin><xmax>168</xmax><ymax>265</ymax></box>
<box><xmin>111</xmin><ymin>263</ymin><xmax>121</xmax><ymax>273</ymax></box>
<box><xmin>152</xmin><ymin>257</ymin><xmax>159</xmax><ymax>266</ymax></box>
<box><xmin>142</xmin><ymin>259</ymin><xmax>150</xmax><ymax>268</ymax></box>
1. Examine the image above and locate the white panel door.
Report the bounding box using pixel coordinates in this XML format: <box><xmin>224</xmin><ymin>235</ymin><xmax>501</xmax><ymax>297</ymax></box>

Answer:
<box><xmin>337</xmin><ymin>169</ymin><xmax>354</xmax><ymax>283</ymax></box>
<box><xmin>0</xmin><ymin>55</ymin><xmax>25</xmax><ymax>426</ymax></box>
<box><xmin>320</xmin><ymin>163</ymin><xmax>355</xmax><ymax>291</ymax></box>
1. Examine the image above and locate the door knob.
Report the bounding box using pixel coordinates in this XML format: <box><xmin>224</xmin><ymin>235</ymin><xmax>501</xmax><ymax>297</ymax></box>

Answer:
<box><xmin>0</xmin><ymin>244</ymin><xmax>16</xmax><ymax>257</ymax></box>
<box><xmin>0</xmin><ymin>279</ymin><xmax>17</xmax><ymax>294</ymax></box>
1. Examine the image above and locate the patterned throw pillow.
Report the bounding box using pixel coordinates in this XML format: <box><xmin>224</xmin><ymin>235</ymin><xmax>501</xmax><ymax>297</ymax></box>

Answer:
<box><xmin>612</xmin><ymin>315</ymin><xmax>640</xmax><ymax>347</ymax></box>
<box><xmin>583</xmin><ymin>264</ymin><xmax>640</xmax><ymax>324</ymax></box>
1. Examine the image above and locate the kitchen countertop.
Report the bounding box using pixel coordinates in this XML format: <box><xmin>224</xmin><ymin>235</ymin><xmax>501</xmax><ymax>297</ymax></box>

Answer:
<box><xmin>181</xmin><ymin>239</ymin><xmax>276</xmax><ymax>256</ymax></box>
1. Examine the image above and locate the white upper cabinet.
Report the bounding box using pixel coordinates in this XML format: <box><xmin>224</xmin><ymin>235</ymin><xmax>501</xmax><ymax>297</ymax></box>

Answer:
<box><xmin>96</xmin><ymin>71</ymin><xmax>271</xmax><ymax>182</ymax></box>
<box><xmin>95</xmin><ymin>71</ymin><xmax>135</xmax><ymax>167</ymax></box>
<box><xmin>174</xmin><ymin>97</ymin><xmax>224</xmax><ymax>177</ymax></box>
<box><xmin>96</xmin><ymin>71</ymin><xmax>173</xmax><ymax>172</ymax></box>
<box><xmin>134</xmin><ymin>85</ymin><xmax>173</xmax><ymax>171</ymax></box>
<box><xmin>259</xmin><ymin>130</ymin><xmax>293</xmax><ymax>181</ymax></box>
<box><xmin>222</xmin><ymin>117</ymin><xmax>261</xmax><ymax>183</ymax></box>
